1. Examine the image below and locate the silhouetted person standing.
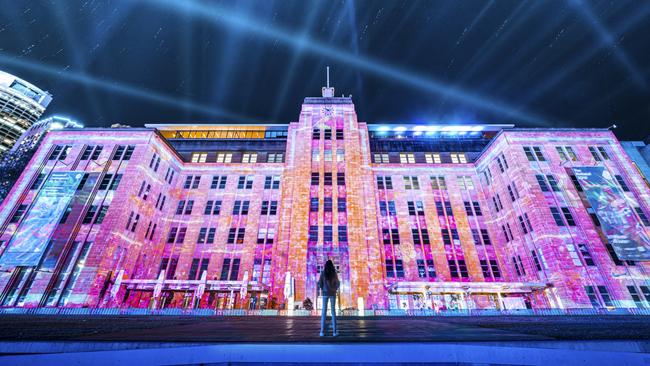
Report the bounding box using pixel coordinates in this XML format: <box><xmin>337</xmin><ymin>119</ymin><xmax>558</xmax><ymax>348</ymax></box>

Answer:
<box><xmin>318</xmin><ymin>260</ymin><xmax>340</xmax><ymax>337</ymax></box>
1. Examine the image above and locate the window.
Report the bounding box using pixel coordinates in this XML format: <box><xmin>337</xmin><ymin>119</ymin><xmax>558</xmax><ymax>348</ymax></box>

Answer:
<box><xmin>308</xmin><ymin>226</ymin><xmax>318</xmax><ymax>242</ymax></box>
<box><xmin>495</xmin><ymin>155</ymin><xmax>507</xmax><ymax>173</ymax></box>
<box><xmin>324</xmin><ymin>225</ymin><xmax>333</xmax><ymax>242</ymax></box>
<box><xmin>636</xmin><ymin>207</ymin><xmax>650</xmax><ymax>226</ymax></box>
<box><xmin>261</xmin><ymin>201</ymin><xmax>278</xmax><ymax>215</ymax></box>
<box><xmin>408</xmin><ymin>201</ymin><xmax>424</xmax><ymax>216</ymax></box>
<box><xmin>336</xmin><ymin>128</ymin><xmax>344</xmax><ymax>140</ymax></box>
<box><xmin>424</xmin><ymin>153</ymin><xmax>441</xmax><ymax>164</ymax></box>
<box><xmin>324</xmin><ymin>172</ymin><xmax>332</xmax><ymax>186</ymax></box>
<box><xmin>309</xmin><ymin>197</ymin><xmax>319</xmax><ymax>212</ymax></box>
<box><xmin>176</xmin><ymin>200</ymin><xmax>185</xmax><ymax>215</ymax></box>
<box><xmin>267</xmin><ymin>153</ymin><xmax>284</xmax><ymax>163</ymax></box>
<box><xmin>338</xmin><ymin>198</ymin><xmax>347</xmax><ymax>212</ymax></box>
<box><xmin>379</xmin><ymin>201</ymin><xmax>396</xmax><ymax>216</ymax></box>
<box><xmin>615</xmin><ymin>175</ymin><xmax>630</xmax><ymax>192</ymax></box>
<box><xmin>399</xmin><ymin>153</ymin><xmax>416</xmax><ymax>164</ymax></box>
<box><xmin>479</xmin><ymin>229</ymin><xmax>491</xmax><ymax>245</ymax></box>
<box><xmin>578</xmin><ymin>244</ymin><xmax>595</xmax><ymax>266</ymax></box>
<box><xmin>450</xmin><ymin>153</ymin><xmax>467</xmax><ymax>164</ymax></box>
<box><xmin>149</xmin><ymin>153</ymin><xmax>160</xmax><ymax>171</ymax></box>
<box><xmin>184</xmin><ymin>175</ymin><xmax>200</xmax><ymax>189</ymax></box>
<box><xmin>94</xmin><ymin>205</ymin><xmax>109</xmax><ymax>224</ymax></box>
<box><xmin>336</xmin><ymin>149</ymin><xmax>345</xmax><ymax>162</ymax></box>
<box><xmin>232</xmin><ymin>200</ymin><xmax>250</xmax><ymax>215</ymax></box>
<box><xmin>129</xmin><ymin>213</ymin><xmax>140</xmax><ymax>232</ymax></box>
<box><xmin>523</xmin><ymin>146</ymin><xmax>545</xmax><ymax>162</ymax></box>
<box><xmin>395</xmin><ymin>259</ymin><xmax>405</xmax><ymax>278</ymax></box>
<box><xmin>385</xmin><ymin>259</ymin><xmax>394</xmax><ymax>278</ymax></box>
<box><xmin>311</xmin><ymin>173</ymin><xmax>319</xmax><ymax>185</ymax></box>
<box><xmin>231</xmin><ymin>258</ymin><xmax>241</xmax><ymax>280</ymax></box>
<box><xmin>48</xmin><ymin>145</ymin><xmax>70</xmax><ymax>160</ymax></box>
<box><xmin>546</xmin><ymin>175</ymin><xmax>560</xmax><ymax>191</ymax></box>
<box><xmin>549</xmin><ymin>207</ymin><xmax>564</xmax><ymax>226</ymax></box>
<box><xmin>211</xmin><ymin>175</ymin><xmax>227</xmax><ymax>189</ymax></box>
<box><xmin>570</xmin><ymin>174</ymin><xmax>583</xmax><ymax>192</ymax></box>
<box><xmin>82</xmin><ymin>205</ymin><xmax>98</xmax><ymax>224</ymax></box>
<box><xmin>165</xmin><ymin>168</ymin><xmax>175</xmax><ymax>184</ymax></box>
<box><xmin>373</xmin><ymin>153</ymin><xmax>390</xmax><ymax>163</ymax></box>
<box><xmin>242</xmin><ymin>153</ymin><xmax>258</xmax><ymax>163</ymax></box>
<box><xmin>627</xmin><ymin>286</ymin><xmax>646</xmax><ymax>308</ymax></box>
<box><xmin>191</xmin><ymin>152</ymin><xmax>208</xmax><ymax>163</ymax></box>
<box><xmin>337</xmin><ymin>172</ymin><xmax>345</xmax><ymax>186</ymax></box>
<box><xmin>237</xmin><ymin>175</ymin><xmax>254</xmax><ymax>189</ymax></box>
<box><xmin>30</xmin><ymin>173</ymin><xmax>46</xmax><ymax>190</ymax></box>
<box><xmin>123</xmin><ymin>146</ymin><xmax>135</xmax><ymax>160</ymax></box>
<box><xmin>449</xmin><ymin>259</ymin><xmax>469</xmax><ymax>278</ymax></box>
<box><xmin>430</xmin><ymin>176</ymin><xmax>446</xmax><ymax>190</ymax></box>
<box><xmin>323</xmin><ymin>197</ymin><xmax>333</xmax><ymax>212</ymax></box>
<box><xmin>312</xmin><ymin>128</ymin><xmax>320</xmax><ymax>140</ymax></box>
<box><xmin>567</xmin><ymin>244</ymin><xmax>582</xmax><ymax>266</ymax></box>
<box><xmin>403</xmin><ymin>176</ymin><xmax>419</xmax><ymax>190</ymax></box>
<box><xmin>518</xmin><ymin>215</ymin><xmax>528</xmax><ymax>234</ymax></box>
<box><xmin>324</xmin><ymin>150</ymin><xmax>332</xmax><ymax>162</ymax></box>
<box><xmin>204</xmin><ymin>200</ymin><xmax>221</xmax><ymax>215</ymax></box>
<box><xmin>562</xmin><ymin>207</ymin><xmax>575</xmax><ymax>226</ymax></box>
<box><xmin>556</xmin><ymin>146</ymin><xmax>578</xmax><ymax>161</ymax></box>
<box><xmin>377</xmin><ymin>176</ymin><xmax>393</xmax><ymax>189</ymax></box>
<box><xmin>536</xmin><ymin>175</ymin><xmax>550</xmax><ymax>192</ymax></box>
<box><xmin>216</xmin><ymin>153</ymin><xmax>233</xmax><ymax>163</ymax></box>
<box><xmin>80</xmin><ymin>146</ymin><xmax>93</xmax><ymax>160</ymax></box>
<box><xmin>589</xmin><ymin>146</ymin><xmax>610</xmax><ymax>161</ymax></box>
<box><xmin>9</xmin><ymin>204</ymin><xmax>28</xmax><ymax>223</ymax></box>
<box><xmin>227</xmin><ymin>228</ymin><xmax>245</xmax><ymax>244</ymax></box>
<box><xmin>324</xmin><ymin>129</ymin><xmax>332</xmax><ymax>140</ymax></box>
<box><xmin>598</xmin><ymin>286</ymin><xmax>613</xmax><ymax>307</ymax></box>
<box><xmin>457</xmin><ymin>176</ymin><xmax>474</xmax><ymax>190</ymax></box>
<box><xmin>264</xmin><ymin>175</ymin><xmax>281</xmax><ymax>189</ymax></box>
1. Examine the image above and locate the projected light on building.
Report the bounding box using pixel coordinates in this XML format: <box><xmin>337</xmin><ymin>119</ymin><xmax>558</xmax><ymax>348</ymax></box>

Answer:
<box><xmin>0</xmin><ymin>83</ymin><xmax>649</xmax><ymax>311</ymax></box>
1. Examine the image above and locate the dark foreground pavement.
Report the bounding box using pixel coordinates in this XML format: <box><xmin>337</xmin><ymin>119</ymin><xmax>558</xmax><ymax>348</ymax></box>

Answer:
<box><xmin>1</xmin><ymin>314</ymin><xmax>649</xmax><ymax>342</ymax></box>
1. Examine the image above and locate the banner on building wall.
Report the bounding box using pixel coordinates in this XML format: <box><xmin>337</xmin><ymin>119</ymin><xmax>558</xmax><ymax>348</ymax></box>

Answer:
<box><xmin>573</xmin><ymin>166</ymin><xmax>650</xmax><ymax>261</ymax></box>
<box><xmin>0</xmin><ymin>172</ymin><xmax>84</xmax><ymax>267</ymax></box>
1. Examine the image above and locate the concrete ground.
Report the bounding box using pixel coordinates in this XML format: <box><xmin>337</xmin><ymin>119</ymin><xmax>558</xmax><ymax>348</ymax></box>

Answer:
<box><xmin>1</xmin><ymin>315</ymin><xmax>650</xmax><ymax>365</ymax></box>
<box><xmin>0</xmin><ymin>314</ymin><xmax>649</xmax><ymax>342</ymax></box>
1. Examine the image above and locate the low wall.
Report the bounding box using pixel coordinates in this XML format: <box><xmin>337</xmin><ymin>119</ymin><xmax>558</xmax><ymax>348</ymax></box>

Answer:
<box><xmin>1</xmin><ymin>307</ymin><xmax>650</xmax><ymax>316</ymax></box>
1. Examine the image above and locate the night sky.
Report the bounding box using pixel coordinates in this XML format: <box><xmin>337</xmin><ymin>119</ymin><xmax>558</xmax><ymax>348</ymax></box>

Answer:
<box><xmin>1</xmin><ymin>0</ymin><xmax>649</xmax><ymax>139</ymax></box>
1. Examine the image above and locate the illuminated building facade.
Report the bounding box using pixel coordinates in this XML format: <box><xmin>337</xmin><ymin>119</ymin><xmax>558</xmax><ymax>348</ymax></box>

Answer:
<box><xmin>0</xmin><ymin>87</ymin><xmax>650</xmax><ymax>311</ymax></box>
<box><xmin>0</xmin><ymin>71</ymin><xmax>52</xmax><ymax>156</ymax></box>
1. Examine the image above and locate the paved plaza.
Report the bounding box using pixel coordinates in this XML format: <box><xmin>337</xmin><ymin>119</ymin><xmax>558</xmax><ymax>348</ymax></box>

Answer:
<box><xmin>1</xmin><ymin>315</ymin><xmax>650</xmax><ymax>365</ymax></box>
<box><xmin>1</xmin><ymin>314</ymin><xmax>649</xmax><ymax>342</ymax></box>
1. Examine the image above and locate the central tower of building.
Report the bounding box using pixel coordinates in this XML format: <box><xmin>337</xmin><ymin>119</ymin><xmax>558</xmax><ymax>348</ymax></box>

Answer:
<box><xmin>276</xmin><ymin>76</ymin><xmax>384</xmax><ymax>309</ymax></box>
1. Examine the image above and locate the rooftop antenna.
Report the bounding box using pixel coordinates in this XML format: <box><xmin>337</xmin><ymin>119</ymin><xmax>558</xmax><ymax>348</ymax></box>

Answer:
<box><xmin>322</xmin><ymin>66</ymin><xmax>335</xmax><ymax>98</ymax></box>
<box><xmin>327</xmin><ymin>66</ymin><xmax>330</xmax><ymax>88</ymax></box>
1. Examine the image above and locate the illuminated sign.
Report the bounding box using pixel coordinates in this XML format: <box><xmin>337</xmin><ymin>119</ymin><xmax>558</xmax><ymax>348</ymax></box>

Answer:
<box><xmin>0</xmin><ymin>172</ymin><xmax>84</xmax><ymax>267</ymax></box>
<box><xmin>573</xmin><ymin>166</ymin><xmax>650</xmax><ymax>261</ymax></box>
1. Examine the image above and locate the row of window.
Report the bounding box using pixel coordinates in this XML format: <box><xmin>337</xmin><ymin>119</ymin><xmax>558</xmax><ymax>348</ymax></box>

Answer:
<box><xmin>181</xmin><ymin>175</ymin><xmax>281</xmax><ymax>190</ymax></box>
<box><xmin>376</xmin><ymin>175</ymin><xmax>477</xmax><ymax>191</ymax></box>
<box><xmin>49</xmin><ymin>144</ymin><xmax>135</xmax><ymax>162</ymax></box>
<box><xmin>190</xmin><ymin>152</ymin><xmax>285</xmax><ymax>164</ymax></box>
<box><xmin>373</xmin><ymin>152</ymin><xmax>468</xmax><ymax>164</ymax></box>
<box><xmin>310</xmin><ymin>172</ymin><xmax>346</xmax><ymax>186</ymax></box>
<box><xmin>524</xmin><ymin>145</ymin><xmax>610</xmax><ymax>163</ymax></box>
<box><xmin>308</xmin><ymin>225</ymin><xmax>349</xmax><ymax>242</ymax></box>
<box><xmin>310</xmin><ymin>198</ymin><xmax>347</xmax><ymax>212</ymax></box>
<box><xmin>313</xmin><ymin>128</ymin><xmax>344</xmax><ymax>140</ymax></box>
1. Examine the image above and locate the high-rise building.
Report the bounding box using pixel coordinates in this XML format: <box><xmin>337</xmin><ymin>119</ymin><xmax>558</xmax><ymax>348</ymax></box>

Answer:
<box><xmin>0</xmin><ymin>116</ymin><xmax>83</xmax><ymax>203</ymax></box>
<box><xmin>0</xmin><ymin>84</ymin><xmax>649</xmax><ymax>311</ymax></box>
<box><xmin>0</xmin><ymin>70</ymin><xmax>52</xmax><ymax>155</ymax></box>
<box><xmin>621</xmin><ymin>139</ymin><xmax>650</xmax><ymax>187</ymax></box>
